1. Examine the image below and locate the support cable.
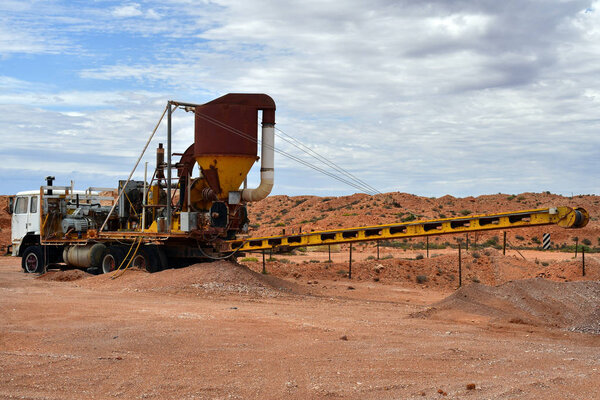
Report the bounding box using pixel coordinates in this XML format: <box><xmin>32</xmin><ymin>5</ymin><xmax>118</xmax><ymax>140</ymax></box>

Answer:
<box><xmin>196</xmin><ymin>112</ymin><xmax>378</xmax><ymax>195</ymax></box>
<box><xmin>99</xmin><ymin>105</ymin><xmax>168</xmax><ymax>233</ymax></box>
<box><xmin>273</xmin><ymin>126</ymin><xmax>381</xmax><ymax>195</ymax></box>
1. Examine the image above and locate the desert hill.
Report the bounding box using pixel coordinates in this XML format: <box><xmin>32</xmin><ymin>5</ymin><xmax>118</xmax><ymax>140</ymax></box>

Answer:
<box><xmin>245</xmin><ymin>192</ymin><xmax>599</xmax><ymax>250</ymax></box>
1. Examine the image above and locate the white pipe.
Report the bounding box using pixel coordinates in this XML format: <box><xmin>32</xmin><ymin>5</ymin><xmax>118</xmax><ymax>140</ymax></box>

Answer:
<box><xmin>142</xmin><ymin>161</ymin><xmax>147</xmax><ymax>232</ymax></box>
<box><xmin>242</xmin><ymin>123</ymin><xmax>274</xmax><ymax>202</ymax></box>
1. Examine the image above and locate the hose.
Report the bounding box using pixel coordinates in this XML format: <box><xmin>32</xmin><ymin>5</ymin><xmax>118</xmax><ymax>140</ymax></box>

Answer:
<box><xmin>111</xmin><ymin>238</ymin><xmax>142</xmax><ymax>279</ymax></box>
<box><xmin>195</xmin><ymin>240</ymin><xmax>245</xmax><ymax>260</ymax></box>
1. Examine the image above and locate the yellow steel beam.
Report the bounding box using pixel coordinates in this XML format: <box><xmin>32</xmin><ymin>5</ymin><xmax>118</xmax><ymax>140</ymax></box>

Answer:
<box><xmin>222</xmin><ymin>206</ymin><xmax>589</xmax><ymax>252</ymax></box>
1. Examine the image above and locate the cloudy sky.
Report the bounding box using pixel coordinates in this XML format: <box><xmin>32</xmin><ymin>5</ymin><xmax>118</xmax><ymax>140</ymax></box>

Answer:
<box><xmin>0</xmin><ymin>0</ymin><xmax>598</xmax><ymax>197</ymax></box>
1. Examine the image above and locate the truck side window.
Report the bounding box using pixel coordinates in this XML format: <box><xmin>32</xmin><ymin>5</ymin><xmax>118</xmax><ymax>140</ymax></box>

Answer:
<box><xmin>15</xmin><ymin>197</ymin><xmax>28</xmax><ymax>214</ymax></box>
<box><xmin>30</xmin><ymin>196</ymin><xmax>38</xmax><ymax>213</ymax></box>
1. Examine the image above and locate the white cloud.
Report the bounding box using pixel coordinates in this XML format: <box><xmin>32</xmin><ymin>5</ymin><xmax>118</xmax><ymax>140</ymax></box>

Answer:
<box><xmin>112</xmin><ymin>3</ymin><xmax>143</xmax><ymax>18</ymax></box>
<box><xmin>145</xmin><ymin>9</ymin><xmax>161</xmax><ymax>20</ymax></box>
<box><xmin>0</xmin><ymin>24</ymin><xmax>68</xmax><ymax>55</ymax></box>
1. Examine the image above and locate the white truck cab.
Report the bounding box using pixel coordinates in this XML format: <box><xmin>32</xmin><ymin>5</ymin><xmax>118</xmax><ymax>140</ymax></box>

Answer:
<box><xmin>11</xmin><ymin>191</ymin><xmax>41</xmax><ymax>257</ymax></box>
<box><xmin>11</xmin><ymin>190</ymin><xmax>40</xmax><ymax>256</ymax></box>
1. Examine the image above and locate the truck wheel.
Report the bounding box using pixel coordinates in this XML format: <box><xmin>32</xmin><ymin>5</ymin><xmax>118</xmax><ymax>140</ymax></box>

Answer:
<box><xmin>101</xmin><ymin>246</ymin><xmax>126</xmax><ymax>274</ymax></box>
<box><xmin>22</xmin><ymin>246</ymin><xmax>45</xmax><ymax>274</ymax></box>
<box><xmin>132</xmin><ymin>246</ymin><xmax>164</xmax><ymax>273</ymax></box>
<box><xmin>131</xmin><ymin>248</ymin><xmax>154</xmax><ymax>273</ymax></box>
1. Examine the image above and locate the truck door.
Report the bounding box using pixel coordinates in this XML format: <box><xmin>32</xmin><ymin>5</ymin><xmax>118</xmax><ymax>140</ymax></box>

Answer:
<box><xmin>28</xmin><ymin>195</ymin><xmax>40</xmax><ymax>234</ymax></box>
<box><xmin>11</xmin><ymin>196</ymin><xmax>30</xmax><ymax>245</ymax></box>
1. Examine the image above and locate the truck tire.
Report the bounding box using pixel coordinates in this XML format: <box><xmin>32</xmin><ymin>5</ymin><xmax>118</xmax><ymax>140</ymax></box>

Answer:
<box><xmin>132</xmin><ymin>246</ymin><xmax>166</xmax><ymax>273</ymax></box>
<box><xmin>131</xmin><ymin>247</ymin><xmax>155</xmax><ymax>273</ymax></box>
<box><xmin>101</xmin><ymin>246</ymin><xmax>127</xmax><ymax>274</ymax></box>
<box><xmin>22</xmin><ymin>246</ymin><xmax>45</xmax><ymax>274</ymax></box>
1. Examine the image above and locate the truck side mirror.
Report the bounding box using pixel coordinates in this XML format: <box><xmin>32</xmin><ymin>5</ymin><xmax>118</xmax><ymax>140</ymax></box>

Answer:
<box><xmin>8</xmin><ymin>196</ymin><xmax>14</xmax><ymax>214</ymax></box>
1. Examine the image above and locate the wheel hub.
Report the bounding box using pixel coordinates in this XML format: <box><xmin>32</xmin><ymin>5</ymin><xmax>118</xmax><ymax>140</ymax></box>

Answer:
<box><xmin>25</xmin><ymin>253</ymin><xmax>38</xmax><ymax>273</ymax></box>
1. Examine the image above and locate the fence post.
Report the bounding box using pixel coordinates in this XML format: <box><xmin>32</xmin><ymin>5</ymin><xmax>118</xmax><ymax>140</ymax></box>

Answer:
<box><xmin>503</xmin><ymin>231</ymin><xmax>507</xmax><ymax>255</ymax></box>
<box><xmin>426</xmin><ymin>236</ymin><xmax>429</xmax><ymax>258</ymax></box>
<box><xmin>348</xmin><ymin>244</ymin><xmax>352</xmax><ymax>279</ymax></box>
<box><xmin>262</xmin><ymin>250</ymin><xmax>266</xmax><ymax>274</ymax></box>
<box><xmin>458</xmin><ymin>243</ymin><xmax>462</xmax><ymax>288</ymax></box>
<box><xmin>376</xmin><ymin>241</ymin><xmax>380</xmax><ymax>260</ymax></box>
<box><xmin>582</xmin><ymin>247</ymin><xmax>586</xmax><ymax>277</ymax></box>
<box><xmin>328</xmin><ymin>244</ymin><xmax>331</xmax><ymax>263</ymax></box>
<box><xmin>575</xmin><ymin>237</ymin><xmax>579</xmax><ymax>258</ymax></box>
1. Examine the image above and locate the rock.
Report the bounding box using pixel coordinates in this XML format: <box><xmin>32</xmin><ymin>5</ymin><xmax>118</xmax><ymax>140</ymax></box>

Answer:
<box><xmin>466</xmin><ymin>383</ymin><xmax>476</xmax><ymax>390</ymax></box>
<box><xmin>373</xmin><ymin>264</ymin><xmax>385</xmax><ymax>273</ymax></box>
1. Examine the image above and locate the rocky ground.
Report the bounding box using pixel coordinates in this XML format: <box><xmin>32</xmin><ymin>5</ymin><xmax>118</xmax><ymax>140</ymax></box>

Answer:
<box><xmin>1</xmin><ymin>251</ymin><xmax>600</xmax><ymax>399</ymax></box>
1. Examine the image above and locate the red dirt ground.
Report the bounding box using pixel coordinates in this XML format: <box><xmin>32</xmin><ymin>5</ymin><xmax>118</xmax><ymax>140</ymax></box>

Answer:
<box><xmin>1</xmin><ymin>192</ymin><xmax>598</xmax><ymax>398</ymax></box>
<box><xmin>2</xmin><ymin>253</ymin><xmax>600</xmax><ymax>399</ymax></box>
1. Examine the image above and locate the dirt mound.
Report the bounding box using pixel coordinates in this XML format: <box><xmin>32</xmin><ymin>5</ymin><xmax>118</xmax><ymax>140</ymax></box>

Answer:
<box><xmin>37</xmin><ymin>269</ymin><xmax>92</xmax><ymax>281</ymax></box>
<box><xmin>417</xmin><ymin>278</ymin><xmax>600</xmax><ymax>333</ymax></box>
<box><xmin>245</xmin><ymin>248</ymin><xmax>597</xmax><ymax>290</ymax></box>
<box><xmin>79</xmin><ymin>260</ymin><xmax>305</xmax><ymax>297</ymax></box>
<box><xmin>536</xmin><ymin>257</ymin><xmax>600</xmax><ymax>281</ymax></box>
<box><xmin>0</xmin><ymin>196</ymin><xmax>11</xmax><ymax>253</ymax></box>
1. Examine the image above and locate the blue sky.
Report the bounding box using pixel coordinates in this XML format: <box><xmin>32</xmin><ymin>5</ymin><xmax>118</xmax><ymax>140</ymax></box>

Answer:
<box><xmin>0</xmin><ymin>0</ymin><xmax>599</xmax><ymax>197</ymax></box>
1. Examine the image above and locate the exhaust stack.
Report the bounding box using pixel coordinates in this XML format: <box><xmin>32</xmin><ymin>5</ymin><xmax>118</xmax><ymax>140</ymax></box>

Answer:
<box><xmin>242</xmin><ymin>122</ymin><xmax>274</xmax><ymax>202</ymax></box>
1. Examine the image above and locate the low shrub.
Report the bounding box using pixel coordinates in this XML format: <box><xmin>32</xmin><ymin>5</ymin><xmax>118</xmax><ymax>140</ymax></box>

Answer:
<box><xmin>401</xmin><ymin>214</ymin><xmax>417</xmax><ymax>222</ymax></box>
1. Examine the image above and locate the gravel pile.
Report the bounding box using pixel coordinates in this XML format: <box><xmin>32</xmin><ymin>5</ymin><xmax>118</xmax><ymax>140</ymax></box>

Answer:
<box><xmin>416</xmin><ymin>278</ymin><xmax>600</xmax><ymax>334</ymax></box>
